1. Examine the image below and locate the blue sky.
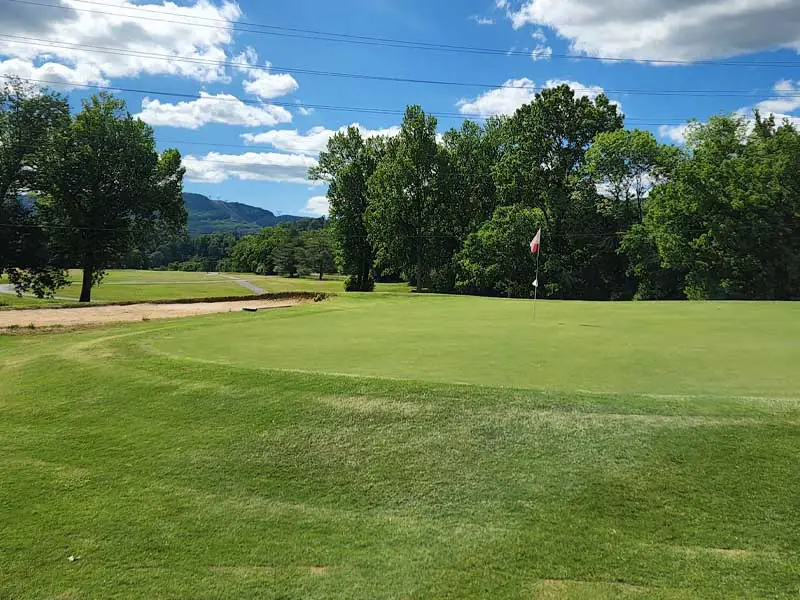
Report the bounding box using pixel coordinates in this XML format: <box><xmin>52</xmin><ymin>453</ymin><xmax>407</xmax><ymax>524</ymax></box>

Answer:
<box><xmin>2</xmin><ymin>0</ymin><xmax>800</xmax><ymax>216</ymax></box>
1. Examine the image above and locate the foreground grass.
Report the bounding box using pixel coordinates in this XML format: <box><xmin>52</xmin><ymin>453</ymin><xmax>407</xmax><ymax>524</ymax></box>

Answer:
<box><xmin>1</xmin><ymin>296</ymin><xmax>798</xmax><ymax>598</ymax></box>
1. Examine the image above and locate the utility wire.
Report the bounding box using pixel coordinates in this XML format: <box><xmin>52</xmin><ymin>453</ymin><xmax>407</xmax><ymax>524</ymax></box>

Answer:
<box><xmin>5</xmin><ymin>0</ymin><xmax>800</xmax><ymax>68</ymax></box>
<box><xmin>1</xmin><ymin>75</ymin><xmax>697</xmax><ymax>125</ymax></box>
<box><xmin>1</xmin><ymin>33</ymin><xmax>798</xmax><ymax>99</ymax></box>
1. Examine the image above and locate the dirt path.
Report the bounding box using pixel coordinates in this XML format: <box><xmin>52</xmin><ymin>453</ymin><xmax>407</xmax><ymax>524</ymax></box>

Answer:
<box><xmin>0</xmin><ymin>299</ymin><xmax>299</xmax><ymax>328</ymax></box>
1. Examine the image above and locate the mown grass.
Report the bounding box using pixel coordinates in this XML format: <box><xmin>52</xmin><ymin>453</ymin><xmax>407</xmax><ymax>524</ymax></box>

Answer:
<box><xmin>0</xmin><ymin>296</ymin><xmax>798</xmax><ymax>599</ymax></box>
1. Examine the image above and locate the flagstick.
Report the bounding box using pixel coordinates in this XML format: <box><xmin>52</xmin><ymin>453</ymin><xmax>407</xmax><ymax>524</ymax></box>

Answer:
<box><xmin>533</xmin><ymin>249</ymin><xmax>540</xmax><ymax>322</ymax></box>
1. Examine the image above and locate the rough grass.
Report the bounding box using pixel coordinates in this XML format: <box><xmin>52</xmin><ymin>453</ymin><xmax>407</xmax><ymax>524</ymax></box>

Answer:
<box><xmin>0</xmin><ymin>295</ymin><xmax>798</xmax><ymax>599</ymax></box>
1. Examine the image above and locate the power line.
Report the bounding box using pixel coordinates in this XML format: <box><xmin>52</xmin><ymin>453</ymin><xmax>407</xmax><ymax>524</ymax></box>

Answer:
<box><xmin>2</xmin><ymin>75</ymin><xmax>696</xmax><ymax>125</ymax></box>
<box><xmin>5</xmin><ymin>0</ymin><xmax>800</xmax><ymax>68</ymax></box>
<box><xmin>1</xmin><ymin>33</ymin><xmax>797</xmax><ymax>99</ymax></box>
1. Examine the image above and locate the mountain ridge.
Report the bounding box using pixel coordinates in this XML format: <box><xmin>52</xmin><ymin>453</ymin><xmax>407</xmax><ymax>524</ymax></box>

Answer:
<box><xmin>184</xmin><ymin>192</ymin><xmax>304</xmax><ymax>234</ymax></box>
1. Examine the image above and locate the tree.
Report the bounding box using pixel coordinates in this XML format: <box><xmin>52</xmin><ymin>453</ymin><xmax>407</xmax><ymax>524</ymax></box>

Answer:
<box><xmin>310</xmin><ymin>128</ymin><xmax>383</xmax><ymax>292</ymax></box>
<box><xmin>456</xmin><ymin>204</ymin><xmax>546</xmax><ymax>298</ymax></box>
<box><xmin>0</xmin><ymin>79</ymin><xmax>70</xmax><ymax>294</ymax></box>
<box><xmin>301</xmin><ymin>227</ymin><xmax>336</xmax><ymax>280</ymax></box>
<box><xmin>367</xmin><ymin>105</ymin><xmax>446</xmax><ymax>292</ymax></box>
<box><xmin>36</xmin><ymin>93</ymin><xmax>186</xmax><ymax>302</ymax></box>
<box><xmin>272</xmin><ymin>226</ymin><xmax>302</xmax><ymax>278</ymax></box>
<box><xmin>493</xmin><ymin>85</ymin><xmax>624</xmax><ymax>298</ymax></box>
<box><xmin>641</xmin><ymin>114</ymin><xmax>800</xmax><ymax>300</ymax></box>
<box><xmin>583</xmin><ymin>129</ymin><xmax>675</xmax><ymax>225</ymax></box>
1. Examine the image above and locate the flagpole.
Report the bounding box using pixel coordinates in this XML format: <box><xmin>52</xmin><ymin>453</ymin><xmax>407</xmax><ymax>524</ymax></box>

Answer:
<box><xmin>533</xmin><ymin>249</ymin><xmax>540</xmax><ymax>322</ymax></box>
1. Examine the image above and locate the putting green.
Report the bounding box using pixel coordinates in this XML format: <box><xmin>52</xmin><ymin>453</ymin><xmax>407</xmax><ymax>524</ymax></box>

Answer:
<box><xmin>142</xmin><ymin>295</ymin><xmax>800</xmax><ymax>398</ymax></box>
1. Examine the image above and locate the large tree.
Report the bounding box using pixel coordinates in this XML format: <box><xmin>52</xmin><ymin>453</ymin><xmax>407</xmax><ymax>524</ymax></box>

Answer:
<box><xmin>310</xmin><ymin>128</ymin><xmax>383</xmax><ymax>292</ymax></box>
<box><xmin>493</xmin><ymin>85</ymin><xmax>624</xmax><ymax>298</ymax></box>
<box><xmin>367</xmin><ymin>105</ymin><xmax>446</xmax><ymax>292</ymax></box>
<box><xmin>36</xmin><ymin>93</ymin><xmax>186</xmax><ymax>302</ymax></box>
<box><xmin>0</xmin><ymin>79</ymin><xmax>70</xmax><ymax>291</ymax></box>
<box><xmin>641</xmin><ymin>114</ymin><xmax>800</xmax><ymax>300</ymax></box>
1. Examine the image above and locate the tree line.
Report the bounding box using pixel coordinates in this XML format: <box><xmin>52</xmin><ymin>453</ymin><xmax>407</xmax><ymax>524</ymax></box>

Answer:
<box><xmin>3</xmin><ymin>79</ymin><xmax>798</xmax><ymax>302</ymax></box>
<box><xmin>311</xmin><ymin>86</ymin><xmax>800</xmax><ymax>300</ymax></box>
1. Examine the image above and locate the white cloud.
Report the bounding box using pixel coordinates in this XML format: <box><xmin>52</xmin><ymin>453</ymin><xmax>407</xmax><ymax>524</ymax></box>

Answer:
<box><xmin>296</xmin><ymin>104</ymin><xmax>314</xmax><ymax>116</ymax></box>
<box><xmin>242</xmin><ymin>124</ymin><xmax>401</xmax><ymax>155</ymax></box>
<box><xmin>457</xmin><ymin>78</ymin><xmax>613</xmax><ymax>118</ymax></box>
<box><xmin>504</xmin><ymin>0</ymin><xmax>800</xmax><ymax>61</ymax></box>
<box><xmin>470</xmin><ymin>16</ymin><xmax>496</xmax><ymax>25</ymax></box>
<box><xmin>302</xmin><ymin>196</ymin><xmax>330</xmax><ymax>217</ymax></box>
<box><xmin>243</xmin><ymin>71</ymin><xmax>299</xmax><ymax>100</ymax></box>
<box><xmin>0</xmin><ymin>0</ymin><xmax>243</xmax><ymax>83</ymax></box>
<box><xmin>234</xmin><ymin>46</ymin><xmax>299</xmax><ymax>101</ymax></box>
<box><xmin>183</xmin><ymin>152</ymin><xmax>318</xmax><ymax>184</ymax></box>
<box><xmin>137</xmin><ymin>92</ymin><xmax>293</xmax><ymax>129</ymax></box>
<box><xmin>531</xmin><ymin>28</ymin><xmax>548</xmax><ymax>43</ymax></box>
<box><xmin>658</xmin><ymin>123</ymin><xmax>694</xmax><ymax>144</ymax></box>
<box><xmin>531</xmin><ymin>45</ymin><xmax>553</xmax><ymax>61</ymax></box>
<box><xmin>754</xmin><ymin>80</ymin><xmax>800</xmax><ymax>115</ymax></box>
<box><xmin>457</xmin><ymin>78</ymin><xmax>537</xmax><ymax>117</ymax></box>
<box><xmin>0</xmin><ymin>57</ymin><xmax>107</xmax><ymax>89</ymax></box>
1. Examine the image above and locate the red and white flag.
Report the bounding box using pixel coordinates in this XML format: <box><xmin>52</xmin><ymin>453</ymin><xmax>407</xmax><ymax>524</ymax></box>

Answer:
<box><xmin>530</xmin><ymin>229</ymin><xmax>542</xmax><ymax>255</ymax></box>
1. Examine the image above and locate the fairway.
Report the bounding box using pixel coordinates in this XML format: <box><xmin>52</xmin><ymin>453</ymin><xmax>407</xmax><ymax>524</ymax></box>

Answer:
<box><xmin>1</xmin><ymin>271</ymin><xmax>412</xmax><ymax>308</ymax></box>
<box><xmin>1</xmin><ymin>295</ymin><xmax>798</xmax><ymax>599</ymax></box>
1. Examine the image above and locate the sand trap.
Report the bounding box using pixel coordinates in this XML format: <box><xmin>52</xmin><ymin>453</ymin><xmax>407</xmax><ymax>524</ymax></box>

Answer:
<box><xmin>0</xmin><ymin>299</ymin><xmax>300</xmax><ymax>328</ymax></box>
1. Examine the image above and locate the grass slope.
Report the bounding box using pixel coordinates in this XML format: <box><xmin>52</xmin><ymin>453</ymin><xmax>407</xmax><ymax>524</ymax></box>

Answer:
<box><xmin>0</xmin><ymin>296</ymin><xmax>798</xmax><ymax>599</ymax></box>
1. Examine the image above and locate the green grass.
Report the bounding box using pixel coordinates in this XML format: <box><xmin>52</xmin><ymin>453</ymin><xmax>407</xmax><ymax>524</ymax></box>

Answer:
<box><xmin>0</xmin><ymin>295</ymin><xmax>798</xmax><ymax>599</ymax></box>
<box><xmin>0</xmin><ymin>271</ymin><xmax>410</xmax><ymax>307</ymax></box>
<box><xmin>241</xmin><ymin>273</ymin><xmax>412</xmax><ymax>294</ymax></box>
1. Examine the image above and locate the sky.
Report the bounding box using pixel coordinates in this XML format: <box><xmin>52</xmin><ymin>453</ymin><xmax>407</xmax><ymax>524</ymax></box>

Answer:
<box><xmin>2</xmin><ymin>0</ymin><xmax>800</xmax><ymax>217</ymax></box>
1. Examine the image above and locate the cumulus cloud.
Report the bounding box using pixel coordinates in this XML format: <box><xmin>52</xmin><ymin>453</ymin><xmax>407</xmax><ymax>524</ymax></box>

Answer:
<box><xmin>0</xmin><ymin>0</ymin><xmax>243</xmax><ymax>83</ymax></box>
<box><xmin>504</xmin><ymin>0</ymin><xmax>800</xmax><ymax>61</ymax></box>
<box><xmin>457</xmin><ymin>78</ymin><xmax>614</xmax><ymax>118</ymax></box>
<box><xmin>0</xmin><ymin>57</ymin><xmax>107</xmax><ymax>89</ymax></box>
<box><xmin>242</xmin><ymin>124</ymin><xmax>401</xmax><ymax>155</ymax></box>
<box><xmin>234</xmin><ymin>46</ymin><xmax>299</xmax><ymax>100</ymax></box>
<box><xmin>457</xmin><ymin>78</ymin><xmax>537</xmax><ymax>117</ymax></box>
<box><xmin>754</xmin><ymin>80</ymin><xmax>800</xmax><ymax>115</ymax></box>
<box><xmin>658</xmin><ymin>123</ymin><xmax>695</xmax><ymax>144</ymax></box>
<box><xmin>182</xmin><ymin>152</ymin><xmax>318</xmax><ymax>184</ymax></box>
<box><xmin>137</xmin><ymin>92</ymin><xmax>293</xmax><ymax>129</ymax></box>
<box><xmin>302</xmin><ymin>196</ymin><xmax>330</xmax><ymax>217</ymax></box>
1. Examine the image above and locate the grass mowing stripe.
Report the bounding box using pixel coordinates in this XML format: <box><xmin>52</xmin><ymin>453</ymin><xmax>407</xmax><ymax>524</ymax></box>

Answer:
<box><xmin>0</xmin><ymin>294</ymin><xmax>798</xmax><ymax>598</ymax></box>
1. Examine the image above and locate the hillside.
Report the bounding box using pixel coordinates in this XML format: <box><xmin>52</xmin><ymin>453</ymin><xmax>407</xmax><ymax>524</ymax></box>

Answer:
<box><xmin>184</xmin><ymin>193</ymin><xmax>302</xmax><ymax>234</ymax></box>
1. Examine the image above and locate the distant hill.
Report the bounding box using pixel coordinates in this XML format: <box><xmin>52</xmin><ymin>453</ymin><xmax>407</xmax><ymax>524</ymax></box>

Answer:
<box><xmin>184</xmin><ymin>193</ymin><xmax>303</xmax><ymax>235</ymax></box>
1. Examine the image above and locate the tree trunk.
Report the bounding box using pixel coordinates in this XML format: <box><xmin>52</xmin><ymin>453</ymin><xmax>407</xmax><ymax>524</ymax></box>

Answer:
<box><xmin>79</xmin><ymin>264</ymin><xmax>93</xmax><ymax>303</ymax></box>
<box><xmin>319</xmin><ymin>269</ymin><xmax>323</xmax><ymax>281</ymax></box>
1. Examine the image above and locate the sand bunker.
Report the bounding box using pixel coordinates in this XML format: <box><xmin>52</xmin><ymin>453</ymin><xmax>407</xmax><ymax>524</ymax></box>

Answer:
<box><xmin>0</xmin><ymin>299</ymin><xmax>299</xmax><ymax>328</ymax></box>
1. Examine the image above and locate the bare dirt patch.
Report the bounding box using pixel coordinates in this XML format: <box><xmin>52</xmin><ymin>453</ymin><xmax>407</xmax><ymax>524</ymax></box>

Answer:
<box><xmin>0</xmin><ymin>299</ymin><xmax>300</xmax><ymax>329</ymax></box>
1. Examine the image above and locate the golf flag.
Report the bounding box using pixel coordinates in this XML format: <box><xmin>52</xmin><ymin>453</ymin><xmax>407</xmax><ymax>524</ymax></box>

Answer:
<box><xmin>530</xmin><ymin>229</ymin><xmax>542</xmax><ymax>255</ymax></box>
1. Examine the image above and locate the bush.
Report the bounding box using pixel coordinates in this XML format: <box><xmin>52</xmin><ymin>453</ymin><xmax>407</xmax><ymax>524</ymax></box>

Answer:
<box><xmin>344</xmin><ymin>275</ymin><xmax>375</xmax><ymax>292</ymax></box>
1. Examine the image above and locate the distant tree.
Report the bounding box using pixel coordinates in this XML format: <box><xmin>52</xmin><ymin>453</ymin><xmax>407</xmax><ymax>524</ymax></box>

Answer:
<box><xmin>0</xmin><ymin>79</ymin><xmax>70</xmax><ymax>295</ymax></box>
<box><xmin>272</xmin><ymin>226</ymin><xmax>302</xmax><ymax>278</ymax></box>
<box><xmin>367</xmin><ymin>105</ymin><xmax>446</xmax><ymax>292</ymax></box>
<box><xmin>310</xmin><ymin>128</ymin><xmax>383</xmax><ymax>292</ymax></box>
<box><xmin>456</xmin><ymin>204</ymin><xmax>545</xmax><ymax>298</ymax></box>
<box><xmin>35</xmin><ymin>93</ymin><xmax>186</xmax><ymax>302</ymax></box>
<box><xmin>301</xmin><ymin>228</ymin><xmax>336</xmax><ymax>280</ymax></box>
